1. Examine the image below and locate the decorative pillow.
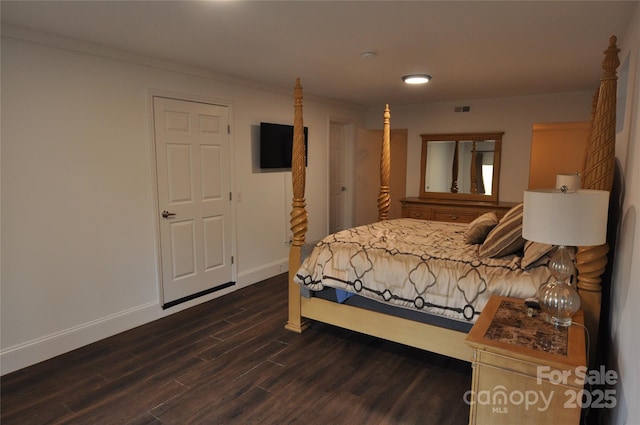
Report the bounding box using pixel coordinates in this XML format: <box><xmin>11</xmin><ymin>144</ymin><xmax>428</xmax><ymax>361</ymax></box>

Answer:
<box><xmin>521</xmin><ymin>240</ymin><xmax>555</xmax><ymax>269</ymax></box>
<box><xmin>479</xmin><ymin>203</ymin><xmax>525</xmax><ymax>258</ymax></box>
<box><xmin>522</xmin><ymin>243</ymin><xmax>576</xmax><ymax>270</ymax></box>
<box><xmin>464</xmin><ymin>212</ymin><xmax>499</xmax><ymax>244</ymax></box>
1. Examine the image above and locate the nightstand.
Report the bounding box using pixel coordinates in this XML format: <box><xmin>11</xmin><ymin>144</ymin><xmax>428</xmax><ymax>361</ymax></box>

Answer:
<box><xmin>465</xmin><ymin>296</ymin><xmax>586</xmax><ymax>425</ymax></box>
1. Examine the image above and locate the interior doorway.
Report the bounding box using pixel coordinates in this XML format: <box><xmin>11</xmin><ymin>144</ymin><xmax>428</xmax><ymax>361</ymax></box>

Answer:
<box><xmin>354</xmin><ymin>128</ymin><xmax>408</xmax><ymax>226</ymax></box>
<box><xmin>528</xmin><ymin>121</ymin><xmax>591</xmax><ymax>189</ymax></box>
<box><xmin>329</xmin><ymin>120</ymin><xmax>355</xmax><ymax>233</ymax></box>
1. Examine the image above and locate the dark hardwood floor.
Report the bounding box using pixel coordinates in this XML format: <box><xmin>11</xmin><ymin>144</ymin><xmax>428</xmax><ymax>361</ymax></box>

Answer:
<box><xmin>1</xmin><ymin>273</ymin><xmax>471</xmax><ymax>424</ymax></box>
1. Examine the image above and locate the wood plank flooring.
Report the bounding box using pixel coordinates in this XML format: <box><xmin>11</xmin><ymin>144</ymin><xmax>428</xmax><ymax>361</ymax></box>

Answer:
<box><xmin>1</xmin><ymin>273</ymin><xmax>471</xmax><ymax>424</ymax></box>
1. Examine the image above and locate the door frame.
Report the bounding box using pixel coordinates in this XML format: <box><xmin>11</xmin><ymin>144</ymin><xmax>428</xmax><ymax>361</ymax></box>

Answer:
<box><xmin>147</xmin><ymin>89</ymin><xmax>237</xmax><ymax>309</ymax></box>
<box><xmin>328</xmin><ymin>117</ymin><xmax>355</xmax><ymax>232</ymax></box>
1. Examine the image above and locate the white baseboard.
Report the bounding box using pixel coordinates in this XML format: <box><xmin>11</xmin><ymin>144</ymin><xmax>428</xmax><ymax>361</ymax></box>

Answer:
<box><xmin>0</xmin><ymin>261</ymin><xmax>288</xmax><ymax>376</ymax></box>
<box><xmin>0</xmin><ymin>301</ymin><xmax>160</xmax><ymax>376</ymax></box>
<box><xmin>236</xmin><ymin>258</ymin><xmax>288</xmax><ymax>289</ymax></box>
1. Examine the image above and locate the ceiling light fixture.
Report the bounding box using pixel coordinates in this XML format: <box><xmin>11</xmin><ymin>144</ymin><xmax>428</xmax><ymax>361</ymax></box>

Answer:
<box><xmin>402</xmin><ymin>74</ymin><xmax>432</xmax><ymax>85</ymax></box>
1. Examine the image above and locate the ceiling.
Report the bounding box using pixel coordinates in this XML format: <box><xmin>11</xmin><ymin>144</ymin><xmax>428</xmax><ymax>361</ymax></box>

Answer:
<box><xmin>1</xmin><ymin>1</ymin><xmax>637</xmax><ymax>107</ymax></box>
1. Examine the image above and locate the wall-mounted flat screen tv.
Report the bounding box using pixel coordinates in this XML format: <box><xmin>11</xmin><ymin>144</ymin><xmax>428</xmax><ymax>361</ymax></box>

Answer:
<box><xmin>260</xmin><ymin>122</ymin><xmax>308</xmax><ymax>169</ymax></box>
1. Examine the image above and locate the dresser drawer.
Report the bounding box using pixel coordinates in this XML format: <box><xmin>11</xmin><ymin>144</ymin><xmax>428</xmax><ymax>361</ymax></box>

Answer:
<box><xmin>432</xmin><ymin>210</ymin><xmax>477</xmax><ymax>223</ymax></box>
<box><xmin>404</xmin><ymin>207</ymin><xmax>431</xmax><ymax>220</ymax></box>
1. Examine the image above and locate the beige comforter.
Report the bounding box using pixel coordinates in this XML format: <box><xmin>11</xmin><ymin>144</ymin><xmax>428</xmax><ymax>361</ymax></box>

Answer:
<box><xmin>294</xmin><ymin>218</ymin><xmax>550</xmax><ymax>323</ymax></box>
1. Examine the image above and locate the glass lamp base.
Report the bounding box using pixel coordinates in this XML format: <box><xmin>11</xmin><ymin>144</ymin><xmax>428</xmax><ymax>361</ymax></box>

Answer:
<box><xmin>537</xmin><ymin>279</ymin><xmax>581</xmax><ymax>328</ymax></box>
<box><xmin>541</xmin><ymin>312</ymin><xmax>574</xmax><ymax>327</ymax></box>
<box><xmin>537</xmin><ymin>245</ymin><xmax>580</xmax><ymax>328</ymax></box>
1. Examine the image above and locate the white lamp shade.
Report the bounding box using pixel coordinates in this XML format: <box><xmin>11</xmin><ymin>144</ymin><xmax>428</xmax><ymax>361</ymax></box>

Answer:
<box><xmin>523</xmin><ymin>189</ymin><xmax>609</xmax><ymax>247</ymax></box>
<box><xmin>555</xmin><ymin>173</ymin><xmax>581</xmax><ymax>190</ymax></box>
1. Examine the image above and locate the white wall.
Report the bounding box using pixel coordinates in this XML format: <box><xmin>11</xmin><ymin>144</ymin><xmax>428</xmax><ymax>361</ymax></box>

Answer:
<box><xmin>0</xmin><ymin>32</ymin><xmax>364</xmax><ymax>374</ymax></box>
<box><xmin>609</xmin><ymin>6</ymin><xmax>640</xmax><ymax>424</ymax></box>
<box><xmin>365</xmin><ymin>92</ymin><xmax>594</xmax><ymax>202</ymax></box>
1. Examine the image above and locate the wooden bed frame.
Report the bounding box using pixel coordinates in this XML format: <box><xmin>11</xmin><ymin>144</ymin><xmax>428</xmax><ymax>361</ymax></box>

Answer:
<box><xmin>285</xmin><ymin>36</ymin><xmax>620</xmax><ymax>362</ymax></box>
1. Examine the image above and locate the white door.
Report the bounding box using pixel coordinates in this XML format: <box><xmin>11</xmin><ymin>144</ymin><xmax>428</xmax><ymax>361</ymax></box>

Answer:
<box><xmin>153</xmin><ymin>97</ymin><xmax>233</xmax><ymax>308</ymax></box>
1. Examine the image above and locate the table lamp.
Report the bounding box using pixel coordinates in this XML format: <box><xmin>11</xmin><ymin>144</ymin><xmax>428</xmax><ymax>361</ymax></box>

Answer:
<box><xmin>523</xmin><ymin>187</ymin><xmax>609</xmax><ymax>326</ymax></box>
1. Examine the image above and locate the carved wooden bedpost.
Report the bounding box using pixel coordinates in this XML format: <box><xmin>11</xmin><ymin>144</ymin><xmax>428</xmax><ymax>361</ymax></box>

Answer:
<box><xmin>378</xmin><ymin>104</ymin><xmax>391</xmax><ymax>221</ymax></box>
<box><xmin>470</xmin><ymin>142</ymin><xmax>478</xmax><ymax>194</ymax></box>
<box><xmin>285</xmin><ymin>78</ymin><xmax>309</xmax><ymax>333</ymax></box>
<box><xmin>577</xmin><ymin>36</ymin><xmax>619</xmax><ymax>362</ymax></box>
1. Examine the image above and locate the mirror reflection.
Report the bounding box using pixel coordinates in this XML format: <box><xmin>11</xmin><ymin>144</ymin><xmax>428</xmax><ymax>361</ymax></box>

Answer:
<box><xmin>424</xmin><ymin>140</ymin><xmax>495</xmax><ymax>194</ymax></box>
<box><xmin>419</xmin><ymin>132</ymin><xmax>503</xmax><ymax>202</ymax></box>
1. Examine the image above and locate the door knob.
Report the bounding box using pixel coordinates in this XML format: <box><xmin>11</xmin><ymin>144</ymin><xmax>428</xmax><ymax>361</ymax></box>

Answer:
<box><xmin>162</xmin><ymin>211</ymin><xmax>176</xmax><ymax>219</ymax></box>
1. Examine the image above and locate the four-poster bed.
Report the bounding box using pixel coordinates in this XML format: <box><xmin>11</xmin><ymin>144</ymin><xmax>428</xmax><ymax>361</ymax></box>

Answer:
<box><xmin>285</xmin><ymin>36</ymin><xmax>620</xmax><ymax>363</ymax></box>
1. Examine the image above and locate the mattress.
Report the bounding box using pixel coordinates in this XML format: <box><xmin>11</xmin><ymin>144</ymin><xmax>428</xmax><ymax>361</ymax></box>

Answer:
<box><xmin>295</xmin><ymin>218</ymin><xmax>550</xmax><ymax>324</ymax></box>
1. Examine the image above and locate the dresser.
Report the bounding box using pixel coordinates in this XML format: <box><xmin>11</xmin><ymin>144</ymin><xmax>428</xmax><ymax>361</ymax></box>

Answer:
<box><xmin>400</xmin><ymin>197</ymin><xmax>517</xmax><ymax>223</ymax></box>
<box><xmin>465</xmin><ymin>296</ymin><xmax>586</xmax><ymax>425</ymax></box>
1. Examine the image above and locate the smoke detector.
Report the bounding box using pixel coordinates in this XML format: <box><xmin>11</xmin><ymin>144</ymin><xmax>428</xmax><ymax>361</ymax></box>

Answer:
<box><xmin>361</xmin><ymin>51</ymin><xmax>376</xmax><ymax>59</ymax></box>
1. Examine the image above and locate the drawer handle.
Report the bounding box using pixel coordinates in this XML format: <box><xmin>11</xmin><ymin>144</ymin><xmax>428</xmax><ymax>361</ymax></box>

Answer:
<box><xmin>449</xmin><ymin>215</ymin><xmax>458</xmax><ymax>220</ymax></box>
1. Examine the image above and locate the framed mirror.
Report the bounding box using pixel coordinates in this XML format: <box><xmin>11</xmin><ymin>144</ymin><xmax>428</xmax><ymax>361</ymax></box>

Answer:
<box><xmin>419</xmin><ymin>132</ymin><xmax>503</xmax><ymax>202</ymax></box>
